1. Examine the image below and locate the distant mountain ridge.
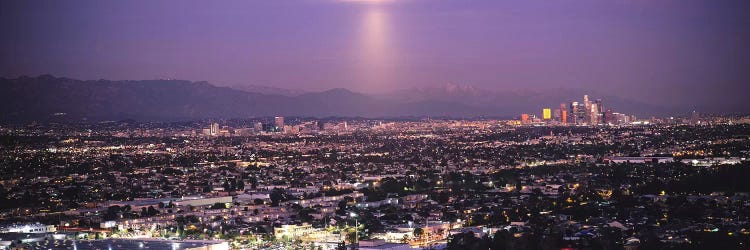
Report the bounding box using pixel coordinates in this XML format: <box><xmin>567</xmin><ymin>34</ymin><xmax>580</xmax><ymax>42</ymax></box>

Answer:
<box><xmin>0</xmin><ymin>75</ymin><xmax>675</xmax><ymax>122</ymax></box>
<box><xmin>0</xmin><ymin>75</ymin><xmax>497</xmax><ymax>122</ymax></box>
<box><xmin>227</xmin><ymin>84</ymin><xmax>308</xmax><ymax>97</ymax></box>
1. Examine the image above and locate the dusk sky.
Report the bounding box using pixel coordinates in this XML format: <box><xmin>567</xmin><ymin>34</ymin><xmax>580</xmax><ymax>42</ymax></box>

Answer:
<box><xmin>1</xmin><ymin>0</ymin><xmax>749</xmax><ymax>110</ymax></box>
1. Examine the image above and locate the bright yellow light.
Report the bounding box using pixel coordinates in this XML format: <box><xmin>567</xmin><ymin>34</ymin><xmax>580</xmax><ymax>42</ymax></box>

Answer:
<box><xmin>543</xmin><ymin>108</ymin><xmax>552</xmax><ymax>120</ymax></box>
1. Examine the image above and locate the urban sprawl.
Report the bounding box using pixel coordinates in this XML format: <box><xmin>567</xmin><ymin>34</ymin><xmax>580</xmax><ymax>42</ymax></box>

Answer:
<box><xmin>1</xmin><ymin>96</ymin><xmax>749</xmax><ymax>250</ymax></box>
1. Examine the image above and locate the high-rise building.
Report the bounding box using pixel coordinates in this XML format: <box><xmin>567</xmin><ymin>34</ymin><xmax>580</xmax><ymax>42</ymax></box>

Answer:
<box><xmin>521</xmin><ymin>114</ymin><xmax>530</xmax><ymax>124</ymax></box>
<box><xmin>590</xmin><ymin>103</ymin><xmax>599</xmax><ymax>124</ymax></box>
<box><xmin>572</xmin><ymin>101</ymin><xmax>587</xmax><ymax>124</ymax></box>
<box><xmin>691</xmin><ymin>110</ymin><xmax>700</xmax><ymax>124</ymax></box>
<box><xmin>210</xmin><ymin>123</ymin><xmax>219</xmax><ymax>136</ymax></box>
<box><xmin>542</xmin><ymin>108</ymin><xmax>552</xmax><ymax>120</ymax></box>
<box><xmin>558</xmin><ymin>103</ymin><xmax>568</xmax><ymax>124</ymax></box>
<box><xmin>274</xmin><ymin>116</ymin><xmax>285</xmax><ymax>129</ymax></box>
<box><xmin>604</xmin><ymin>109</ymin><xmax>614</xmax><ymax>124</ymax></box>
<box><xmin>254</xmin><ymin>122</ymin><xmax>263</xmax><ymax>132</ymax></box>
<box><xmin>583</xmin><ymin>95</ymin><xmax>592</xmax><ymax>123</ymax></box>
<box><xmin>570</xmin><ymin>102</ymin><xmax>579</xmax><ymax>124</ymax></box>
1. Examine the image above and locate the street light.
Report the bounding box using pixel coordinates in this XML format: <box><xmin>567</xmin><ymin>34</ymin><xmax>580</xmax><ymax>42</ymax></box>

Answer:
<box><xmin>349</xmin><ymin>212</ymin><xmax>358</xmax><ymax>245</ymax></box>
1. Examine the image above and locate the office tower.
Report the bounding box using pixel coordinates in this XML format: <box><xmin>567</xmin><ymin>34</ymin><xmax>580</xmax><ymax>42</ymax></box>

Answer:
<box><xmin>583</xmin><ymin>95</ymin><xmax>590</xmax><ymax>112</ymax></box>
<box><xmin>553</xmin><ymin>109</ymin><xmax>561</xmax><ymax>121</ymax></box>
<box><xmin>583</xmin><ymin>95</ymin><xmax>591</xmax><ymax>123</ymax></box>
<box><xmin>604</xmin><ymin>109</ymin><xmax>614</xmax><ymax>124</ymax></box>
<box><xmin>254</xmin><ymin>122</ymin><xmax>263</xmax><ymax>132</ymax></box>
<box><xmin>558</xmin><ymin>103</ymin><xmax>567</xmax><ymax>124</ymax></box>
<box><xmin>275</xmin><ymin>116</ymin><xmax>285</xmax><ymax>129</ymax></box>
<box><xmin>283</xmin><ymin>125</ymin><xmax>294</xmax><ymax>134</ymax></box>
<box><xmin>210</xmin><ymin>123</ymin><xmax>219</xmax><ymax>136</ymax></box>
<box><xmin>570</xmin><ymin>102</ymin><xmax>579</xmax><ymax>124</ymax></box>
<box><xmin>580</xmin><ymin>104</ymin><xmax>587</xmax><ymax>124</ymax></box>
<box><xmin>521</xmin><ymin>114</ymin><xmax>530</xmax><ymax>124</ymax></box>
<box><xmin>691</xmin><ymin>110</ymin><xmax>700</xmax><ymax>124</ymax></box>
<box><xmin>572</xmin><ymin>101</ymin><xmax>586</xmax><ymax>124</ymax></box>
<box><xmin>542</xmin><ymin>108</ymin><xmax>552</xmax><ymax>120</ymax></box>
<box><xmin>590</xmin><ymin>103</ymin><xmax>599</xmax><ymax>124</ymax></box>
<box><xmin>562</xmin><ymin>110</ymin><xmax>568</xmax><ymax>124</ymax></box>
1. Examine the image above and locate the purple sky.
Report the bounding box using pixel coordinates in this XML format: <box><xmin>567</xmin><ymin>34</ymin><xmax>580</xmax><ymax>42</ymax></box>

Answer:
<box><xmin>1</xmin><ymin>0</ymin><xmax>749</xmax><ymax>110</ymax></box>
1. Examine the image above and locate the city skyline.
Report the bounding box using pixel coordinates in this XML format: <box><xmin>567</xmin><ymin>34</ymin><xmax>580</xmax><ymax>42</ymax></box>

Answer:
<box><xmin>1</xmin><ymin>2</ymin><xmax>750</xmax><ymax>249</ymax></box>
<box><xmin>0</xmin><ymin>75</ymin><xmax>727</xmax><ymax>124</ymax></box>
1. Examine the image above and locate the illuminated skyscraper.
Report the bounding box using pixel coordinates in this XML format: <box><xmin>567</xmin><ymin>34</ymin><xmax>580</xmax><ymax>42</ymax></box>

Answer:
<box><xmin>560</xmin><ymin>103</ymin><xmax>568</xmax><ymax>124</ymax></box>
<box><xmin>210</xmin><ymin>123</ymin><xmax>219</xmax><ymax>136</ymax></box>
<box><xmin>590</xmin><ymin>103</ymin><xmax>599</xmax><ymax>124</ymax></box>
<box><xmin>521</xmin><ymin>114</ymin><xmax>530</xmax><ymax>124</ymax></box>
<box><xmin>691</xmin><ymin>110</ymin><xmax>700</xmax><ymax>124</ymax></box>
<box><xmin>572</xmin><ymin>101</ymin><xmax>587</xmax><ymax>124</ymax></box>
<box><xmin>275</xmin><ymin>116</ymin><xmax>285</xmax><ymax>129</ymax></box>
<box><xmin>570</xmin><ymin>102</ymin><xmax>579</xmax><ymax>124</ymax></box>
<box><xmin>604</xmin><ymin>109</ymin><xmax>614</xmax><ymax>124</ymax></box>
<box><xmin>583</xmin><ymin>95</ymin><xmax>592</xmax><ymax>123</ymax></box>
<box><xmin>542</xmin><ymin>108</ymin><xmax>552</xmax><ymax>120</ymax></box>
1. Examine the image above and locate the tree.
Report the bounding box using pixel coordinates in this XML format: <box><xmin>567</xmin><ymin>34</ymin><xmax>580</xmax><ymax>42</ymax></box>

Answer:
<box><xmin>447</xmin><ymin>232</ymin><xmax>475</xmax><ymax>249</ymax></box>
<box><xmin>147</xmin><ymin>206</ymin><xmax>160</xmax><ymax>216</ymax></box>
<box><xmin>413</xmin><ymin>228</ymin><xmax>424</xmax><ymax>239</ymax></box>
<box><xmin>298</xmin><ymin>208</ymin><xmax>316</xmax><ymax>223</ymax></box>
<box><xmin>104</xmin><ymin>205</ymin><xmax>122</xmax><ymax>221</ymax></box>
<box><xmin>222</xmin><ymin>181</ymin><xmax>232</xmax><ymax>192</ymax></box>
<box><xmin>269</xmin><ymin>188</ymin><xmax>287</xmax><ymax>207</ymax></box>
<box><xmin>492</xmin><ymin>230</ymin><xmax>511</xmax><ymax>250</ymax></box>
<box><xmin>401</xmin><ymin>234</ymin><xmax>410</xmax><ymax>244</ymax></box>
<box><xmin>211</xmin><ymin>202</ymin><xmax>227</xmax><ymax>209</ymax></box>
<box><xmin>237</xmin><ymin>180</ymin><xmax>245</xmax><ymax>191</ymax></box>
<box><xmin>336</xmin><ymin>200</ymin><xmax>347</xmax><ymax>215</ymax></box>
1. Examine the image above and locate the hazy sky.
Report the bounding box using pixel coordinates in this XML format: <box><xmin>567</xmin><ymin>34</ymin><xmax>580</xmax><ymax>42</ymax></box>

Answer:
<box><xmin>1</xmin><ymin>0</ymin><xmax>749</xmax><ymax>109</ymax></box>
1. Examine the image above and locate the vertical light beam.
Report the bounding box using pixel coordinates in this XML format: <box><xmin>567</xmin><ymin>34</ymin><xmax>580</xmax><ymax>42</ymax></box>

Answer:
<box><xmin>357</xmin><ymin>4</ymin><xmax>394</xmax><ymax>92</ymax></box>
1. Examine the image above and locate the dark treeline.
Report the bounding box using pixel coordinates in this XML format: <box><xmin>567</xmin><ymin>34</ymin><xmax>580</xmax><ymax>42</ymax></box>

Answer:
<box><xmin>637</xmin><ymin>163</ymin><xmax>750</xmax><ymax>195</ymax></box>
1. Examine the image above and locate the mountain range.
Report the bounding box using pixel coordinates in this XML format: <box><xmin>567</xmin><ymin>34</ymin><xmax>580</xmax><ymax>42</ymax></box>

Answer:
<box><xmin>0</xmin><ymin>75</ymin><xmax>676</xmax><ymax>122</ymax></box>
